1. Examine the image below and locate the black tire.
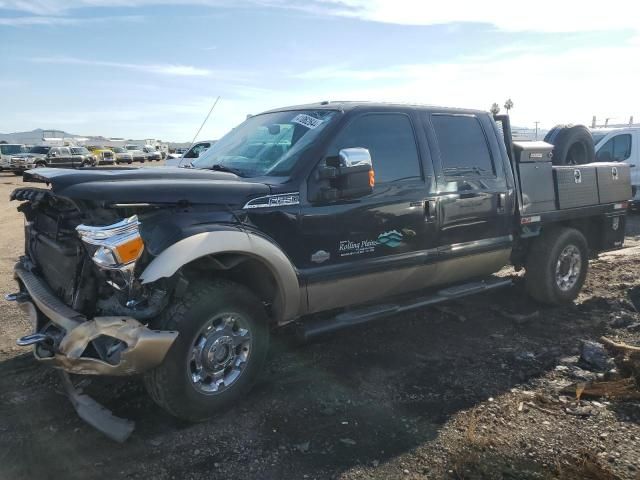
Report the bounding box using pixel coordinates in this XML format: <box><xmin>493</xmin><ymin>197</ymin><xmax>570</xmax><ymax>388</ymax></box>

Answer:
<box><xmin>544</xmin><ymin>124</ymin><xmax>595</xmax><ymax>166</ymax></box>
<box><xmin>144</xmin><ymin>279</ymin><xmax>269</xmax><ymax>421</ymax></box>
<box><xmin>525</xmin><ymin>227</ymin><xmax>589</xmax><ymax>305</ymax></box>
<box><xmin>35</xmin><ymin>161</ymin><xmax>46</xmax><ymax>168</ymax></box>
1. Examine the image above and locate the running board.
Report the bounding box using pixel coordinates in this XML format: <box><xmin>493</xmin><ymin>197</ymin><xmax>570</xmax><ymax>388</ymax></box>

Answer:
<box><xmin>298</xmin><ymin>277</ymin><xmax>512</xmax><ymax>340</ymax></box>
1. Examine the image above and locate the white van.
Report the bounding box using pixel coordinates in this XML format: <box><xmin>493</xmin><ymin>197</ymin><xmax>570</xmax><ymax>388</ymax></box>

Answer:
<box><xmin>591</xmin><ymin>126</ymin><xmax>640</xmax><ymax>204</ymax></box>
<box><xmin>0</xmin><ymin>144</ymin><xmax>27</xmax><ymax>171</ymax></box>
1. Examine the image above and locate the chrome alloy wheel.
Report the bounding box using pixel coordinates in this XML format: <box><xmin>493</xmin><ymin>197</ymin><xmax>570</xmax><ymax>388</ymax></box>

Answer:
<box><xmin>555</xmin><ymin>245</ymin><xmax>582</xmax><ymax>291</ymax></box>
<box><xmin>188</xmin><ymin>313</ymin><xmax>252</xmax><ymax>394</ymax></box>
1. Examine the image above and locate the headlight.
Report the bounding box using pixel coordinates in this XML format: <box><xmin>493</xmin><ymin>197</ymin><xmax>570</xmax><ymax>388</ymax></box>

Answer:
<box><xmin>76</xmin><ymin>215</ymin><xmax>144</xmax><ymax>270</ymax></box>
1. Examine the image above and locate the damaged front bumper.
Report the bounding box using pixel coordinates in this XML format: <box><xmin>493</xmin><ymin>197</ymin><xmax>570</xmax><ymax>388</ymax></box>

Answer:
<box><xmin>11</xmin><ymin>262</ymin><xmax>178</xmax><ymax>376</ymax></box>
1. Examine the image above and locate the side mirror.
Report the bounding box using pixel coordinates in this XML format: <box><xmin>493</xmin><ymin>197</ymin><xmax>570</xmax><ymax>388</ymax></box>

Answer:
<box><xmin>50</xmin><ymin>151</ymin><xmax>58</xmax><ymax>157</ymax></box>
<box><xmin>313</xmin><ymin>147</ymin><xmax>374</xmax><ymax>202</ymax></box>
<box><xmin>337</xmin><ymin>147</ymin><xmax>372</xmax><ymax>168</ymax></box>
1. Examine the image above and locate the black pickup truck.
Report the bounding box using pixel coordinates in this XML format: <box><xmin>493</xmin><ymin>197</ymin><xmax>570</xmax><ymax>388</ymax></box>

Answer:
<box><xmin>7</xmin><ymin>102</ymin><xmax>632</xmax><ymax>440</ymax></box>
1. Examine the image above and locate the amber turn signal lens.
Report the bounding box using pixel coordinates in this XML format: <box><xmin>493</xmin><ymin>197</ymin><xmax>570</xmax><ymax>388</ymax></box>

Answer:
<box><xmin>113</xmin><ymin>236</ymin><xmax>144</xmax><ymax>264</ymax></box>
<box><xmin>369</xmin><ymin>169</ymin><xmax>375</xmax><ymax>188</ymax></box>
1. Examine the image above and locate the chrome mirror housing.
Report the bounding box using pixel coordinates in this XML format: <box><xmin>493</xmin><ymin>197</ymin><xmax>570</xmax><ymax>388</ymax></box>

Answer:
<box><xmin>338</xmin><ymin>148</ymin><xmax>372</xmax><ymax>168</ymax></box>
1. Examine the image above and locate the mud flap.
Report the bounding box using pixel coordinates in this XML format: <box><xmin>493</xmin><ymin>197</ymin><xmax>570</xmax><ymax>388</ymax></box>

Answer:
<box><xmin>59</xmin><ymin>371</ymin><xmax>135</xmax><ymax>442</ymax></box>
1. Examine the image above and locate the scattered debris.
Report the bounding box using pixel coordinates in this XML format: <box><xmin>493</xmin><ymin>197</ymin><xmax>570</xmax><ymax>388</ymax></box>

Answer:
<box><xmin>491</xmin><ymin>306</ymin><xmax>540</xmax><ymax>324</ymax></box>
<box><xmin>601</xmin><ymin>336</ymin><xmax>640</xmax><ymax>382</ymax></box>
<box><xmin>515</xmin><ymin>351</ymin><xmax>536</xmax><ymax>362</ymax></box>
<box><xmin>580</xmin><ymin>340</ymin><xmax>614</xmax><ymax>371</ymax></box>
<box><xmin>566</xmin><ymin>378</ymin><xmax>640</xmax><ymax>401</ymax></box>
<box><xmin>339</xmin><ymin>438</ymin><xmax>356</xmax><ymax>446</ymax></box>
<box><xmin>294</xmin><ymin>441</ymin><xmax>310</xmax><ymax>453</ymax></box>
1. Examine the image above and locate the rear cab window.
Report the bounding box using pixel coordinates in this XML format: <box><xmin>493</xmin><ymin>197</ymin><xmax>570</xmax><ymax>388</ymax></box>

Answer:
<box><xmin>430</xmin><ymin>114</ymin><xmax>496</xmax><ymax>177</ymax></box>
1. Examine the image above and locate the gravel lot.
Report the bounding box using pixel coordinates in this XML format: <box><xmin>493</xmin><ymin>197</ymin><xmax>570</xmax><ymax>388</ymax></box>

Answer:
<box><xmin>1</xmin><ymin>169</ymin><xmax>639</xmax><ymax>480</ymax></box>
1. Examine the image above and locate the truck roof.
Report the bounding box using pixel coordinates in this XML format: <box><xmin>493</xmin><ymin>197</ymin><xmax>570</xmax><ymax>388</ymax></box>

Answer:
<box><xmin>262</xmin><ymin>101</ymin><xmax>488</xmax><ymax>116</ymax></box>
<box><xmin>590</xmin><ymin>126</ymin><xmax>640</xmax><ymax>133</ymax></box>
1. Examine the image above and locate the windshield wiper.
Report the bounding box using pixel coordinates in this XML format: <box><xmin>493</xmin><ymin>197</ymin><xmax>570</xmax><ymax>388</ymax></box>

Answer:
<box><xmin>211</xmin><ymin>164</ymin><xmax>244</xmax><ymax>176</ymax></box>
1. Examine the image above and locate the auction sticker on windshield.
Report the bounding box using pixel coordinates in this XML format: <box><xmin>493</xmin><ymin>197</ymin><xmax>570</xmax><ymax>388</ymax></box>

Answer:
<box><xmin>292</xmin><ymin>114</ymin><xmax>324</xmax><ymax>129</ymax></box>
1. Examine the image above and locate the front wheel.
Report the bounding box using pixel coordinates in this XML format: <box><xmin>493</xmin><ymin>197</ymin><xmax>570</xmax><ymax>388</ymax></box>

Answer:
<box><xmin>524</xmin><ymin>227</ymin><xmax>589</xmax><ymax>304</ymax></box>
<box><xmin>144</xmin><ymin>279</ymin><xmax>269</xmax><ymax>421</ymax></box>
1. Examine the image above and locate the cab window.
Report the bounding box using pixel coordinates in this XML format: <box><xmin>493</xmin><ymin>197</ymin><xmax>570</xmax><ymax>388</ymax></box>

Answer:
<box><xmin>431</xmin><ymin>114</ymin><xmax>496</xmax><ymax>176</ymax></box>
<box><xmin>328</xmin><ymin>113</ymin><xmax>422</xmax><ymax>183</ymax></box>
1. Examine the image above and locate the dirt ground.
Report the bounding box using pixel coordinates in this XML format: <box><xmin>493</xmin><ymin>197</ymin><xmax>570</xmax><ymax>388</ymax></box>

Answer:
<box><xmin>1</xmin><ymin>170</ymin><xmax>640</xmax><ymax>480</ymax></box>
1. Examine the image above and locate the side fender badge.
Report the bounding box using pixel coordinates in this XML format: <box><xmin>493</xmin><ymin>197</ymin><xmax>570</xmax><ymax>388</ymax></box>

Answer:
<box><xmin>311</xmin><ymin>250</ymin><xmax>330</xmax><ymax>264</ymax></box>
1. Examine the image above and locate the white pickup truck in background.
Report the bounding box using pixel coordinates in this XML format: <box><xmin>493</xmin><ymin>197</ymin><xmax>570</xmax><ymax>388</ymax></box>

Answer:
<box><xmin>591</xmin><ymin>125</ymin><xmax>640</xmax><ymax>205</ymax></box>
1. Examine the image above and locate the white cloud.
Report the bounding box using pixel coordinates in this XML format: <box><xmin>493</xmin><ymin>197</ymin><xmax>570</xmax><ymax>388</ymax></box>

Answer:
<box><xmin>31</xmin><ymin>56</ymin><xmax>215</xmax><ymax>77</ymax></box>
<box><xmin>2</xmin><ymin>0</ymin><xmax>639</xmax><ymax>33</ymax></box>
<box><xmin>0</xmin><ymin>13</ymin><xmax>142</xmax><ymax>25</ymax></box>
<box><xmin>0</xmin><ymin>16</ymin><xmax>80</xmax><ymax>25</ymax></box>
<box><xmin>294</xmin><ymin>40</ymin><xmax>640</xmax><ymax>129</ymax></box>
<box><xmin>312</xmin><ymin>0</ymin><xmax>640</xmax><ymax>33</ymax></box>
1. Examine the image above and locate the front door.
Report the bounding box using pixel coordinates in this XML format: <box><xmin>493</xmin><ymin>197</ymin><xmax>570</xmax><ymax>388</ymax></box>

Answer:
<box><xmin>49</xmin><ymin>147</ymin><xmax>75</xmax><ymax>168</ymax></box>
<box><xmin>425</xmin><ymin>112</ymin><xmax>513</xmax><ymax>285</ymax></box>
<box><xmin>299</xmin><ymin>111</ymin><xmax>439</xmax><ymax>314</ymax></box>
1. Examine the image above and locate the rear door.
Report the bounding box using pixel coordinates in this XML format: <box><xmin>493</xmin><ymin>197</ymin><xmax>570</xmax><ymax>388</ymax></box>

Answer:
<box><xmin>299</xmin><ymin>110</ymin><xmax>439</xmax><ymax>313</ymax></box>
<box><xmin>424</xmin><ymin>112</ymin><xmax>513</xmax><ymax>284</ymax></box>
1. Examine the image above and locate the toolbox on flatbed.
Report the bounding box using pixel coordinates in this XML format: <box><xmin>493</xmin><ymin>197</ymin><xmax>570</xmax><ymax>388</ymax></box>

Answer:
<box><xmin>513</xmin><ymin>141</ymin><xmax>556</xmax><ymax>214</ymax></box>
<box><xmin>553</xmin><ymin>165</ymin><xmax>599</xmax><ymax>209</ymax></box>
<box><xmin>595</xmin><ymin>162</ymin><xmax>632</xmax><ymax>204</ymax></box>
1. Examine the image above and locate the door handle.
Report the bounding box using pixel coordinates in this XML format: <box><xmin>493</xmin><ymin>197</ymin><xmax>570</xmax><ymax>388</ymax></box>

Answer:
<box><xmin>425</xmin><ymin>198</ymin><xmax>438</xmax><ymax>221</ymax></box>
<box><xmin>497</xmin><ymin>192</ymin><xmax>507</xmax><ymax>213</ymax></box>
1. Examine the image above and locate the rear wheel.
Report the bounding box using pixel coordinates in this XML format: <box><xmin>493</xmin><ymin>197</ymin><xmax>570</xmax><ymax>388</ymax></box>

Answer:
<box><xmin>144</xmin><ymin>280</ymin><xmax>269</xmax><ymax>421</ymax></box>
<box><xmin>525</xmin><ymin>228</ymin><xmax>589</xmax><ymax>304</ymax></box>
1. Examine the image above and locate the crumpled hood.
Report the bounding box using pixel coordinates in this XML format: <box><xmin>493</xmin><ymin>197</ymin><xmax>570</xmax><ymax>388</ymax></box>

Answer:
<box><xmin>22</xmin><ymin>167</ymin><xmax>271</xmax><ymax>206</ymax></box>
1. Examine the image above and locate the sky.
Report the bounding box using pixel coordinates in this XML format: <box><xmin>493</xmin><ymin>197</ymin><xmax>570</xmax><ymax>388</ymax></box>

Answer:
<box><xmin>1</xmin><ymin>0</ymin><xmax>639</xmax><ymax>142</ymax></box>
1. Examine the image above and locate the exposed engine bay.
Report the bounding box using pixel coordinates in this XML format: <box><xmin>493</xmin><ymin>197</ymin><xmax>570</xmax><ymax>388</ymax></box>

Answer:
<box><xmin>10</xmin><ymin>187</ymin><xmax>180</xmax><ymax>374</ymax></box>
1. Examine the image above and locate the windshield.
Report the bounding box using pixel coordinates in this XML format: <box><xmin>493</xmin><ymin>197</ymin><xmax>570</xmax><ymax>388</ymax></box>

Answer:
<box><xmin>29</xmin><ymin>146</ymin><xmax>51</xmax><ymax>154</ymax></box>
<box><xmin>0</xmin><ymin>145</ymin><xmax>26</xmax><ymax>155</ymax></box>
<box><xmin>126</xmin><ymin>145</ymin><xmax>140</xmax><ymax>151</ymax></box>
<box><xmin>71</xmin><ymin>147</ymin><xmax>89</xmax><ymax>154</ymax></box>
<box><xmin>191</xmin><ymin>110</ymin><xmax>338</xmax><ymax>176</ymax></box>
<box><xmin>591</xmin><ymin>132</ymin><xmax>608</xmax><ymax>146</ymax></box>
<box><xmin>112</xmin><ymin>147</ymin><xmax>125</xmax><ymax>153</ymax></box>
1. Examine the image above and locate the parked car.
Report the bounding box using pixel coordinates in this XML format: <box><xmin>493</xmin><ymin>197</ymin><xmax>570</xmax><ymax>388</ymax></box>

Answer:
<box><xmin>0</xmin><ymin>143</ymin><xmax>27</xmax><ymax>171</ymax></box>
<box><xmin>110</xmin><ymin>147</ymin><xmax>134</xmax><ymax>165</ymax></box>
<box><xmin>591</xmin><ymin>126</ymin><xmax>640</xmax><ymax>205</ymax></box>
<box><xmin>70</xmin><ymin>146</ymin><xmax>97</xmax><ymax>167</ymax></box>
<box><xmin>143</xmin><ymin>146</ymin><xmax>162</xmax><ymax>162</ymax></box>
<box><xmin>164</xmin><ymin>141</ymin><xmax>213</xmax><ymax>167</ymax></box>
<box><xmin>87</xmin><ymin>146</ymin><xmax>116</xmax><ymax>165</ymax></box>
<box><xmin>125</xmin><ymin>144</ymin><xmax>146</xmax><ymax>162</ymax></box>
<box><xmin>169</xmin><ymin>147</ymin><xmax>189</xmax><ymax>158</ymax></box>
<box><xmin>10</xmin><ymin>145</ymin><xmax>83</xmax><ymax>173</ymax></box>
<box><xmin>8</xmin><ymin>102</ymin><xmax>631</xmax><ymax>440</ymax></box>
